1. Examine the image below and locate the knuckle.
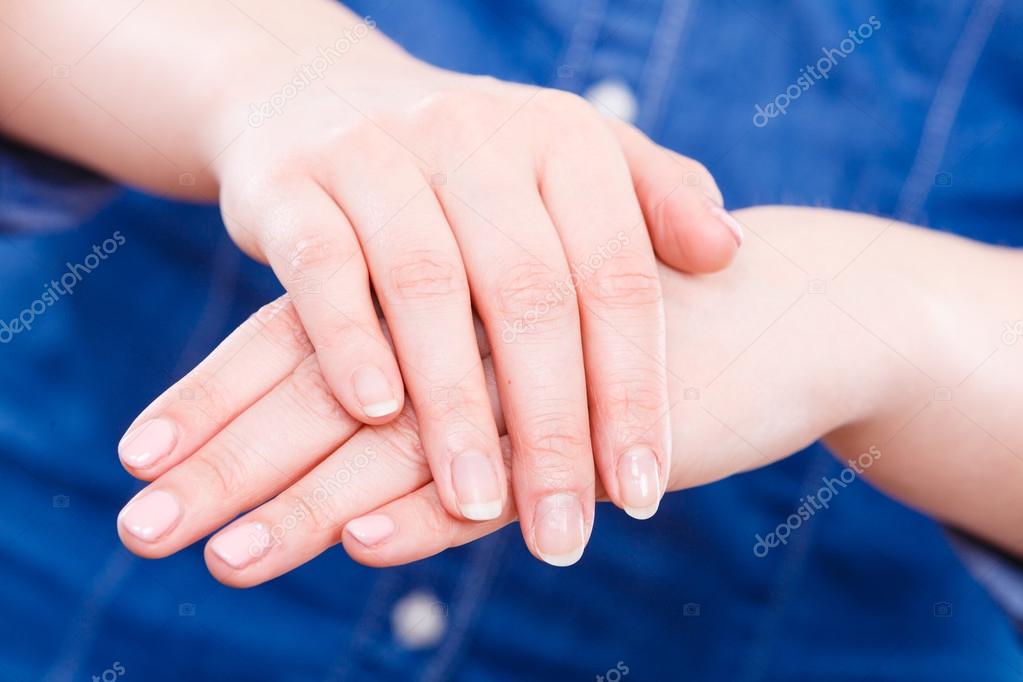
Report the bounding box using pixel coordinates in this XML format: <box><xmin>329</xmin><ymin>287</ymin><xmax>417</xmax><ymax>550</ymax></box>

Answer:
<box><xmin>282</xmin><ymin>232</ymin><xmax>349</xmax><ymax>277</ymax></box>
<box><xmin>414</xmin><ymin>89</ymin><xmax>505</xmax><ymax>131</ymax></box>
<box><xmin>491</xmin><ymin>261</ymin><xmax>576</xmax><ymax>335</ymax></box>
<box><xmin>385</xmin><ymin>250</ymin><xmax>468</xmax><ymax>302</ymax></box>
<box><xmin>219</xmin><ymin>165</ymin><xmax>299</xmax><ymax>217</ymax></box>
<box><xmin>247</xmin><ymin>296</ymin><xmax>313</xmax><ymax>356</ymax></box>
<box><xmin>532</xmin><ymin>89</ymin><xmax>608</xmax><ymax>143</ymax></box>
<box><xmin>410</xmin><ymin>494</ymin><xmax>455</xmax><ymax>538</ymax></box>
<box><xmin>374</xmin><ymin>408</ymin><xmax>429</xmax><ymax>473</ymax></box>
<box><xmin>309</xmin><ymin>312</ymin><xmax>363</xmax><ymax>350</ymax></box>
<box><xmin>517</xmin><ymin>410</ymin><xmax>589</xmax><ymax>479</ymax></box>
<box><xmin>582</xmin><ymin>258</ymin><xmax>661</xmax><ymax>308</ymax></box>
<box><xmin>286</xmin><ymin>357</ymin><xmax>346</xmax><ymax>423</ymax></box>
<box><xmin>602</xmin><ymin>374</ymin><xmax>669</xmax><ymax>423</ymax></box>
<box><xmin>330</xmin><ymin>120</ymin><xmax>399</xmax><ymax>160</ymax></box>
<box><xmin>427</xmin><ymin>388</ymin><xmax>492</xmax><ymax>430</ymax></box>
<box><xmin>169</xmin><ymin>370</ymin><xmax>233</xmax><ymax>428</ymax></box>
<box><xmin>277</xmin><ymin>486</ymin><xmax>344</xmax><ymax>535</ymax></box>
<box><xmin>191</xmin><ymin>435</ymin><xmax>259</xmax><ymax>500</ymax></box>
<box><xmin>533</xmin><ymin>88</ymin><xmax>591</xmax><ymax>118</ymax></box>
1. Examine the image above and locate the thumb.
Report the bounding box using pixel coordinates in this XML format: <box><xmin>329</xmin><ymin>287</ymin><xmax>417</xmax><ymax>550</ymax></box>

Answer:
<box><xmin>608</xmin><ymin>119</ymin><xmax>743</xmax><ymax>273</ymax></box>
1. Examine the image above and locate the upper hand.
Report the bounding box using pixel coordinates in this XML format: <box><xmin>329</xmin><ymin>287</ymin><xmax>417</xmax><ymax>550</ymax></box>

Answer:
<box><xmin>121</xmin><ymin>30</ymin><xmax>743</xmax><ymax>561</ymax></box>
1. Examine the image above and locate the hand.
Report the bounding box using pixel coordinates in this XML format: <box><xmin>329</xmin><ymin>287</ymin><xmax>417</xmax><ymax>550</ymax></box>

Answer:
<box><xmin>116</xmin><ymin>3</ymin><xmax>745</xmax><ymax>558</ymax></box>
<box><xmin>118</xmin><ymin>206</ymin><xmax>904</xmax><ymax>579</ymax></box>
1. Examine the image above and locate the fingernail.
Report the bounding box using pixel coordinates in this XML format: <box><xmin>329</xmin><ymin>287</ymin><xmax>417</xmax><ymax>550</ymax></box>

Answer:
<box><xmin>618</xmin><ymin>446</ymin><xmax>662</xmax><ymax>520</ymax></box>
<box><xmin>352</xmin><ymin>365</ymin><xmax>398</xmax><ymax>418</ymax></box>
<box><xmin>703</xmin><ymin>195</ymin><xmax>744</xmax><ymax>247</ymax></box>
<box><xmin>533</xmin><ymin>493</ymin><xmax>585</xmax><ymax>567</ymax></box>
<box><xmin>346</xmin><ymin>514</ymin><xmax>396</xmax><ymax>547</ymax></box>
<box><xmin>451</xmin><ymin>450</ymin><xmax>503</xmax><ymax>520</ymax></box>
<box><xmin>210</xmin><ymin>522</ymin><xmax>270</xmax><ymax>569</ymax></box>
<box><xmin>118</xmin><ymin>418</ymin><xmax>178</xmax><ymax>468</ymax></box>
<box><xmin>118</xmin><ymin>490</ymin><xmax>181</xmax><ymax>542</ymax></box>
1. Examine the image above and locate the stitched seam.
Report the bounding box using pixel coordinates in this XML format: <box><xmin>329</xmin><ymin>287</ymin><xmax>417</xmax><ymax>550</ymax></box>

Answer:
<box><xmin>894</xmin><ymin>0</ymin><xmax>1004</xmax><ymax>222</ymax></box>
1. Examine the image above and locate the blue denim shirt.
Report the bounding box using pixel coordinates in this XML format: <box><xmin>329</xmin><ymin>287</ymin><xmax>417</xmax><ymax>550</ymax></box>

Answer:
<box><xmin>1</xmin><ymin>1</ymin><xmax>1021</xmax><ymax>680</ymax></box>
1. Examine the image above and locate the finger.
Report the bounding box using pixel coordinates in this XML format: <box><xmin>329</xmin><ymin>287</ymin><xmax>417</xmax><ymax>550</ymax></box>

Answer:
<box><xmin>118</xmin><ymin>295</ymin><xmax>312</xmax><ymax>479</ymax></box>
<box><xmin>202</xmin><ymin>405</ymin><xmax>437</xmax><ymax>587</ymax></box>
<box><xmin>230</xmin><ymin>176</ymin><xmax>405</xmax><ymax>424</ymax></box>
<box><xmin>539</xmin><ymin>119</ymin><xmax>671</xmax><ymax>520</ymax></box>
<box><xmin>343</xmin><ymin>440</ymin><xmax>613</xmax><ymax>568</ymax></box>
<box><xmin>323</xmin><ymin>148</ymin><xmax>505</xmax><ymax>522</ymax></box>
<box><xmin>116</xmin><ymin>354</ymin><xmax>365</xmax><ymax>559</ymax></box>
<box><xmin>438</xmin><ymin>165</ymin><xmax>595</xmax><ymax>567</ymax></box>
<box><xmin>342</xmin><ymin>439</ymin><xmax>516</xmax><ymax>567</ymax></box>
<box><xmin>608</xmin><ymin>118</ymin><xmax>743</xmax><ymax>273</ymax></box>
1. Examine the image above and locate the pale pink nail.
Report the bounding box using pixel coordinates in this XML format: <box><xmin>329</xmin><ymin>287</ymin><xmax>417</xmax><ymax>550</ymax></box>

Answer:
<box><xmin>451</xmin><ymin>450</ymin><xmax>503</xmax><ymax>520</ymax></box>
<box><xmin>618</xmin><ymin>446</ymin><xmax>662</xmax><ymax>520</ymax></box>
<box><xmin>532</xmin><ymin>493</ymin><xmax>585</xmax><ymax>567</ymax></box>
<box><xmin>346</xmin><ymin>514</ymin><xmax>396</xmax><ymax>547</ymax></box>
<box><xmin>119</xmin><ymin>418</ymin><xmax>178</xmax><ymax>468</ymax></box>
<box><xmin>210</xmin><ymin>522</ymin><xmax>270</xmax><ymax>569</ymax></box>
<box><xmin>703</xmin><ymin>195</ymin><xmax>744</xmax><ymax>247</ymax></box>
<box><xmin>352</xmin><ymin>365</ymin><xmax>398</xmax><ymax>418</ymax></box>
<box><xmin>119</xmin><ymin>490</ymin><xmax>181</xmax><ymax>542</ymax></box>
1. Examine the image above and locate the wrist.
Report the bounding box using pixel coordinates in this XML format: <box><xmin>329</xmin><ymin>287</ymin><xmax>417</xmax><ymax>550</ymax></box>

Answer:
<box><xmin>198</xmin><ymin>5</ymin><xmax>422</xmax><ymax>194</ymax></box>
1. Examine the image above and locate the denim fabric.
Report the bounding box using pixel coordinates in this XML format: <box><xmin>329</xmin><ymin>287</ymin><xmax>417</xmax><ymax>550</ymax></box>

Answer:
<box><xmin>1</xmin><ymin>1</ymin><xmax>1021</xmax><ymax>680</ymax></box>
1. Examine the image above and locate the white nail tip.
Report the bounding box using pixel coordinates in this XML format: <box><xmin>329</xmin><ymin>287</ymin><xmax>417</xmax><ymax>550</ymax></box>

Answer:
<box><xmin>363</xmin><ymin>399</ymin><xmax>399</xmax><ymax>418</ymax></box>
<box><xmin>459</xmin><ymin>500</ymin><xmax>503</xmax><ymax>521</ymax></box>
<box><xmin>625</xmin><ymin>503</ymin><xmax>660</xmax><ymax>521</ymax></box>
<box><xmin>538</xmin><ymin>546</ymin><xmax>585</xmax><ymax>568</ymax></box>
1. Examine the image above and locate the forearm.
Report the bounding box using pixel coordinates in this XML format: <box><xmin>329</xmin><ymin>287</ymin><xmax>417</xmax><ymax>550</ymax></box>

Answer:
<box><xmin>660</xmin><ymin>206</ymin><xmax>1023</xmax><ymax>555</ymax></box>
<box><xmin>0</xmin><ymin>0</ymin><xmax>401</xmax><ymax>199</ymax></box>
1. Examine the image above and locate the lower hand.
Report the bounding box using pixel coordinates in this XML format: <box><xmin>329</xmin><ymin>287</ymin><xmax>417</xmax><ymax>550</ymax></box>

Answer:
<box><xmin>117</xmin><ymin>206</ymin><xmax>899</xmax><ymax>579</ymax></box>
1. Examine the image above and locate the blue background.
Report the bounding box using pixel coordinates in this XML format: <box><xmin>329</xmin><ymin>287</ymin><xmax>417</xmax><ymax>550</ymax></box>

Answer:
<box><xmin>1</xmin><ymin>1</ymin><xmax>1021</xmax><ymax>679</ymax></box>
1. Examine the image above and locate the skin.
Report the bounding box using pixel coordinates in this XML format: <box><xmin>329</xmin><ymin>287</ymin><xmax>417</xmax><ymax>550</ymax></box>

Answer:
<box><xmin>1</xmin><ymin>0</ymin><xmax>743</xmax><ymax>556</ymax></box>
<box><xmin>116</xmin><ymin>206</ymin><xmax>1023</xmax><ymax>584</ymax></box>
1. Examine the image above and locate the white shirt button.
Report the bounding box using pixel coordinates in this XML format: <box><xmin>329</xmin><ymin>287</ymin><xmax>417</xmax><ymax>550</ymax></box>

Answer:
<box><xmin>582</xmin><ymin>78</ymin><xmax>639</xmax><ymax>124</ymax></box>
<box><xmin>391</xmin><ymin>590</ymin><xmax>447</xmax><ymax>650</ymax></box>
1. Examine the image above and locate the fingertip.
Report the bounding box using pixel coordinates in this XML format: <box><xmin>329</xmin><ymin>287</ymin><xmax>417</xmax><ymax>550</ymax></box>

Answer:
<box><xmin>652</xmin><ymin>191</ymin><xmax>742</xmax><ymax>273</ymax></box>
<box><xmin>203</xmin><ymin>548</ymin><xmax>258</xmax><ymax>589</ymax></box>
<box><xmin>117</xmin><ymin>417</ymin><xmax>179</xmax><ymax>476</ymax></box>
<box><xmin>349</xmin><ymin>363</ymin><xmax>404</xmax><ymax>423</ymax></box>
